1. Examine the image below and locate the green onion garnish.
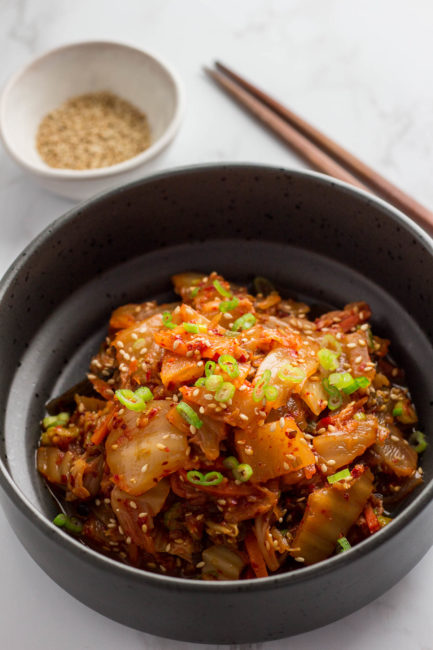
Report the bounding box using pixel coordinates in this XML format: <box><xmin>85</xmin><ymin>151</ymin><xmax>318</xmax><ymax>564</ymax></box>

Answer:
<box><xmin>342</xmin><ymin>376</ymin><xmax>371</xmax><ymax>395</ymax></box>
<box><xmin>322</xmin><ymin>378</ymin><xmax>343</xmax><ymax>411</ymax></box>
<box><xmin>321</xmin><ymin>333</ymin><xmax>342</xmax><ymax>356</ymax></box>
<box><xmin>336</xmin><ymin>537</ymin><xmax>351</xmax><ymax>552</ymax></box>
<box><xmin>392</xmin><ymin>402</ymin><xmax>403</xmax><ymax>417</ymax></box>
<box><xmin>205</xmin><ymin>374</ymin><xmax>224</xmax><ymax>392</ymax></box>
<box><xmin>318</xmin><ymin>348</ymin><xmax>339</xmax><ymax>371</ymax></box>
<box><xmin>215</xmin><ymin>381</ymin><xmax>236</xmax><ymax>402</ymax></box>
<box><xmin>366</xmin><ymin>327</ymin><xmax>375</xmax><ymax>350</ymax></box>
<box><xmin>194</xmin><ymin>377</ymin><xmax>206</xmax><ymax>387</ymax></box>
<box><xmin>191</xmin><ymin>287</ymin><xmax>199</xmax><ymax>297</ymax></box>
<box><xmin>232</xmin><ymin>313</ymin><xmax>256</xmax><ymax>331</ymax></box>
<box><xmin>186</xmin><ymin>470</ymin><xmax>224</xmax><ymax>486</ymax></box>
<box><xmin>354</xmin><ymin>411</ymin><xmax>366</xmax><ymax>421</ymax></box>
<box><xmin>264</xmin><ymin>385</ymin><xmax>279</xmax><ymax>402</ymax></box>
<box><xmin>163</xmin><ymin>311</ymin><xmax>176</xmax><ymax>329</ymax></box>
<box><xmin>252</xmin><ymin>369</ymin><xmax>271</xmax><ymax>402</ymax></box>
<box><xmin>277</xmin><ymin>363</ymin><xmax>305</xmax><ymax>384</ymax></box>
<box><xmin>176</xmin><ymin>402</ymin><xmax>203</xmax><ymax>429</ymax></box>
<box><xmin>223</xmin><ymin>456</ymin><xmax>239</xmax><ymax>470</ymax></box>
<box><xmin>377</xmin><ymin>515</ymin><xmax>392</xmax><ymax>527</ymax></box>
<box><xmin>219</xmin><ymin>297</ymin><xmax>239</xmax><ymax>312</ymax></box>
<box><xmin>53</xmin><ymin>513</ymin><xmax>83</xmax><ymax>534</ymax></box>
<box><xmin>409</xmin><ymin>430</ymin><xmax>428</xmax><ymax>453</ymax></box>
<box><xmin>328</xmin><ymin>372</ymin><xmax>354</xmax><ymax>391</ymax></box>
<box><xmin>253</xmin><ymin>276</ymin><xmax>275</xmax><ymax>297</ymax></box>
<box><xmin>183</xmin><ymin>322</ymin><xmax>207</xmax><ymax>334</ymax></box>
<box><xmin>115</xmin><ymin>387</ymin><xmax>153</xmax><ymax>412</ymax></box>
<box><xmin>205</xmin><ymin>360</ymin><xmax>216</xmax><ymax>377</ymax></box>
<box><xmin>213</xmin><ymin>279</ymin><xmax>232</xmax><ymax>298</ymax></box>
<box><xmin>42</xmin><ymin>412</ymin><xmax>70</xmax><ymax>429</ymax></box>
<box><xmin>233</xmin><ymin>463</ymin><xmax>253</xmax><ymax>482</ymax></box>
<box><xmin>327</xmin><ymin>468</ymin><xmax>351</xmax><ymax>484</ymax></box>
<box><xmin>218</xmin><ymin>354</ymin><xmax>240</xmax><ymax>379</ymax></box>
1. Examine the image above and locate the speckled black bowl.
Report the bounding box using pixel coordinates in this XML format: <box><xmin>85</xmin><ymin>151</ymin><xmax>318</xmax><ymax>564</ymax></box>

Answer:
<box><xmin>0</xmin><ymin>165</ymin><xmax>433</xmax><ymax>644</ymax></box>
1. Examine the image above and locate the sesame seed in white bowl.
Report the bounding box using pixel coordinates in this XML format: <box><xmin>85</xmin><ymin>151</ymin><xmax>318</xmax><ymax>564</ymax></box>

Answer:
<box><xmin>0</xmin><ymin>40</ymin><xmax>185</xmax><ymax>200</ymax></box>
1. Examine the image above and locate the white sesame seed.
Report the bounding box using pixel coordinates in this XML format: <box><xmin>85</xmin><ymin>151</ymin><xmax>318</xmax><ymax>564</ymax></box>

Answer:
<box><xmin>197</xmin><ymin>360</ymin><xmax>204</xmax><ymax>367</ymax></box>
<box><xmin>196</xmin><ymin>561</ymin><xmax>205</xmax><ymax>568</ymax></box>
<box><xmin>95</xmin><ymin>499</ymin><xmax>101</xmax><ymax>506</ymax></box>
<box><xmin>126</xmin><ymin>536</ymin><xmax>132</xmax><ymax>545</ymax></box>
<box><xmin>190</xmin><ymin>425</ymin><xmax>197</xmax><ymax>434</ymax></box>
<box><xmin>104</xmin><ymin>498</ymin><xmax>110</xmax><ymax>504</ymax></box>
<box><xmin>199</xmin><ymin>406</ymin><xmax>205</xmax><ymax>414</ymax></box>
<box><xmin>129</xmin><ymin>500</ymin><xmax>137</xmax><ymax>509</ymax></box>
<box><xmin>141</xmin><ymin>464</ymin><xmax>148</xmax><ymax>473</ymax></box>
<box><xmin>279</xmin><ymin>417</ymin><xmax>285</xmax><ymax>428</ymax></box>
<box><xmin>156</xmin><ymin>443</ymin><xmax>166</xmax><ymax>450</ymax></box>
<box><xmin>173</xmin><ymin>340</ymin><xmax>180</xmax><ymax>350</ymax></box>
<box><xmin>346</xmin><ymin>342</ymin><xmax>356</xmax><ymax>349</ymax></box>
<box><xmin>327</xmin><ymin>459</ymin><xmax>336</xmax><ymax>466</ymax></box>
<box><xmin>294</xmin><ymin>556</ymin><xmax>305</xmax><ymax>562</ymax></box>
<box><xmin>204</xmin><ymin>393</ymin><xmax>213</xmax><ymax>400</ymax></box>
<box><xmin>270</xmin><ymin>423</ymin><xmax>276</xmax><ymax>432</ymax></box>
<box><xmin>118</xmin><ymin>526</ymin><xmax>124</xmax><ymax>535</ymax></box>
<box><xmin>328</xmin><ymin>424</ymin><xmax>337</xmax><ymax>432</ymax></box>
<box><xmin>283</xmin><ymin>462</ymin><xmax>290</xmax><ymax>470</ymax></box>
<box><xmin>193</xmin><ymin>389</ymin><xmax>199</xmax><ymax>397</ymax></box>
<box><xmin>355</xmin><ymin>355</ymin><xmax>363</xmax><ymax>364</ymax></box>
<box><xmin>320</xmin><ymin>463</ymin><xmax>328</xmax><ymax>473</ymax></box>
<box><xmin>186</xmin><ymin>351</ymin><xmax>193</xmax><ymax>357</ymax></box>
<box><xmin>239</xmin><ymin>413</ymin><xmax>249</xmax><ymax>421</ymax></box>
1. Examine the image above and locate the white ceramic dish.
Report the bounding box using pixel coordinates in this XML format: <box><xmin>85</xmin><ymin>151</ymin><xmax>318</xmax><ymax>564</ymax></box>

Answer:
<box><xmin>0</xmin><ymin>41</ymin><xmax>185</xmax><ymax>200</ymax></box>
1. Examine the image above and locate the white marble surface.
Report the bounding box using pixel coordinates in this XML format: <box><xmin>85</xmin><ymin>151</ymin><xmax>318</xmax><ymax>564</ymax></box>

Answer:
<box><xmin>1</xmin><ymin>1</ymin><xmax>433</xmax><ymax>648</ymax></box>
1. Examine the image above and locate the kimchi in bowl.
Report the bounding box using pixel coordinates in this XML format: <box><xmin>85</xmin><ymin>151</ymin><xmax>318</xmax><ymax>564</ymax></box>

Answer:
<box><xmin>0</xmin><ymin>164</ymin><xmax>432</xmax><ymax>643</ymax></box>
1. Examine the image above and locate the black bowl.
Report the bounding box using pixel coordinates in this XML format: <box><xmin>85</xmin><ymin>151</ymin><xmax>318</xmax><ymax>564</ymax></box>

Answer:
<box><xmin>0</xmin><ymin>164</ymin><xmax>432</xmax><ymax>644</ymax></box>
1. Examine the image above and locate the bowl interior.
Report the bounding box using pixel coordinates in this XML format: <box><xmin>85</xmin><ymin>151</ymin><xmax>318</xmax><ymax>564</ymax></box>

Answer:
<box><xmin>1</xmin><ymin>42</ymin><xmax>179</xmax><ymax>171</ymax></box>
<box><xmin>1</xmin><ymin>164</ymin><xmax>433</xmax><ymax>560</ymax></box>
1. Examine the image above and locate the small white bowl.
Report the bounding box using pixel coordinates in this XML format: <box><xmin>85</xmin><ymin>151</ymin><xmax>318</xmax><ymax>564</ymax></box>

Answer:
<box><xmin>0</xmin><ymin>41</ymin><xmax>185</xmax><ymax>200</ymax></box>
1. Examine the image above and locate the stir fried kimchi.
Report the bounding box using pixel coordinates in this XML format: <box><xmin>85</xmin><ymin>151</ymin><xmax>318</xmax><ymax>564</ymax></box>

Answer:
<box><xmin>37</xmin><ymin>272</ymin><xmax>427</xmax><ymax>580</ymax></box>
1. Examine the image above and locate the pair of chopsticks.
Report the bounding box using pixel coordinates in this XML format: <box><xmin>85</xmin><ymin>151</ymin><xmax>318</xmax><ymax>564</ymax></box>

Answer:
<box><xmin>205</xmin><ymin>62</ymin><xmax>433</xmax><ymax>233</ymax></box>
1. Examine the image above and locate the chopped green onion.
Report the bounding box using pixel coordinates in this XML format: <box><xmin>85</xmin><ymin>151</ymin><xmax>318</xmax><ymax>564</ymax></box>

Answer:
<box><xmin>342</xmin><ymin>376</ymin><xmax>371</xmax><ymax>395</ymax></box>
<box><xmin>215</xmin><ymin>381</ymin><xmax>236</xmax><ymax>402</ymax></box>
<box><xmin>183</xmin><ymin>322</ymin><xmax>207</xmax><ymax>334</ymax></box>
<box><xmin>392</xmin><ymin>402</ymin><xmax>403</xmax><ymax>417</ymax></box>
<box><xmin>329</xmin><ymin>372</ymin><xmax>354</xmax><ymax>391</ymax></box>
<box><xmin>318</xmin><ymin>348</ymin><xmax>339</xmax><ymax>371</ymax></box>
<box><xmin>225</xmin><ymin>331</ymin><xmax>240</xmax><ymax>338</ymax></box>
<box><xmin>213</xmin><ymin>279</ymin><xmax>232</xmax><ymax>298</ymax></box>
<box><xmin>53</xmin><ymin>513</ymin><xmax>67</xmax><ymax>527</ymax></box>
<box><xmin>186</xmin><ymin>470</ymin><xmax>224</xmax><ymax>486</ymax></box>
<box><xmin>321</xmin><ymin>333</ymin><xmax>342</xmax><ymax>356</ymax></box>
<box><xmin>134</xmin><ymin>386</ymin><xmax>153</xmax><ymax>403</ymax></box>
<box><xmin>163</xmin><ymin>311</ymin><xmax>176</xmax><ymax>329</ymax></box>
<box><xmin>252</xmin><ymin>369</ymin><xmax>271</xmax><ymax>402</ymax></box>
<box><xmin>191</xmin><ymin>287</ymin><xmax>199</xmax><ymax>297</ymax></box>
<box><xmin>53</xmin><ymin>513</ymin><xmax>83</xmax><ymax>534</ymax></box>
<box><xmin>219</xmin><ymin>297</ymin><xmax>239</xmax><ymax>312</ymax></box>
<box><xmin>277</xmin><ymin>363</ymin><xmax>305</xmax><ymax>384</ymax></box>
<box><xmin>327</xmin><ymin>468</ymin><xmax>351</xmax><ymax>484</ymax></box>
<box><xmin>186</xmin><ymin>470</ymin><xmax>205</xmax><ymax>485</ymax></box>
<box><xmin>232</xmin><ymin>313</ymin><xmax>256</xmax><ymax>331</ymax></box>
<box><xmin>200</xmin><ymin>471</ymin><xmax>224</xmax><ymax>486</ymax></box>
<box><xmin>377</xmin><ymin>515</ymin><xmax>393</xmax><ymax>527</ymax></box>
<box><xmin>218</xmin><ymin>354</ymin><xmax>240</xmax><ymax>379</ymax></box>
<box><xmin>233</xmin><ymin>463</ymin><xmax>253</xmax><ymax>482</ymax></box>
<box><xmin>43</xmin><ymin>412</ymin><xmax>70</xmax><ymax>429</ymax></box>
<box><xmin>322</xmin><ymin>378</ymin><xmax>343</xmax><ymax>411</ymax></box>
<box><xmin>115</xmin><ymin>387</ymin><xmax>153</xmax><ymax>412</ymax></box>
<box><xmin>366</xmin><ymin>327</ymin><xmax>375</xmax><ymax>351</ymax></box>
<box><xmin>253</xmin><ymin>276</ymin><xmax>275</xmax><ymax>297</ymax></box>
<box><xmin>336</xmin><ymin>536</ymin><xmax>351</xmax><ymax>552</ymax></box>
<box><xmin>194</xmin><ymin>377</ymin><xmax>206</xmax><ymax>387</ymax></box>
<box><xmin>264</xmin><ymin>385</ymin><xmax>279</xmax><ymax>402</ymax></box>
<box><xmin>354</xmin><ymin>411</ymin><xmax>366</xmax><ymax>421</ymax></box>
<box><xmin>133</xmin><ymin>337</ymin><xmax>148</xmax><ymax>351</ymax></box>
<box><xmin>205</xmin><ymin>360</ymin><xmax>216</xmax><ymax>377</ymax></box>
<box><xmin>223</xmin><ymin>456</ymin><xmax>239</xmax><ymax>470</ymax></box>
<box><xmin>176</xmin><ymin>402</ymin><xmax>203</xmax><ymax>429</ymax></box>
<box><xmin>205</xmin><ymin>374</ymin><xmax>224</xmax><ymax>392</ymax></box>
<box><xmin>409</xmin><ymin>430</ymin><xmax>428</xmax><ymax>453</ymax></box>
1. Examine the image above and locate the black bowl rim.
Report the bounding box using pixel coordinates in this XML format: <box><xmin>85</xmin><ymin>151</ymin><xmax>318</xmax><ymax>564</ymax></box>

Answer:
<box><xmin>0</xmin><ymin>162</ymin><xmax>432</xmax><ymax>593</ymax></box>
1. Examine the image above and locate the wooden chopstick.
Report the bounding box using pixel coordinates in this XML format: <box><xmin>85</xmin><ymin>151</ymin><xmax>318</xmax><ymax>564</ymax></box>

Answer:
<box><xmin>205</xmin><ymin>62</ymin><xmax>433</xmax><ymax>232</ymax></box>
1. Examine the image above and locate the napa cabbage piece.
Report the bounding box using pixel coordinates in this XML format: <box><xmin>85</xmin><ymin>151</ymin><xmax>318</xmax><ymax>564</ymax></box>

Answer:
<box><xmin>37</xmin><ymin>447</ymin><xmax>74</xmax><ymax>486</ymax></box>
<box><xmin>371</xmin><ymin>424</ymin><xmax>418</xmax><ymax>477</ymax></box>
<box><xmin>201</xmin><ymin>545</ymin><xmax>245</xmax><ymax>580</ymax></box>
<box><xmin>180</xmin><ymin>384</ymin><xmax>263</xmax><ymax>430</ymax></box>
<box><xmin>253</xmin><ymin>345</ymin><xmax>319</xmax><ymax>410</ymax></box>
<box><xmin>300</xmin><ymin>378</ymin><xmax>329</xmax><ymax>415</ymax></box>
<box><xmin>166</xmin><ymin>403</ymin><xmax>227</xmax><ymax>460</ymax></box>
<box><xmin>234</xmin><ymin>417</ymin><xmax>315</xmax><ymax>483</ymax></box>
<box><xmin>290</xmin><ymin>467</ymin><xmax>374</xmax><ymax>564</ymax></box>
<box><xmin>160</xmin><ymin>352</ymin><xmax>204</xmax><ymax>388</ymax></box>
<box><xmin>313</xmin><ymin>415</ymin><xmax>378</xmax><ymax>473</ymax></box>
<box><xmin>105</xmin><ymin>400</ymin><xmax>189</xmax><ymax>495</ymax></box>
